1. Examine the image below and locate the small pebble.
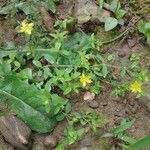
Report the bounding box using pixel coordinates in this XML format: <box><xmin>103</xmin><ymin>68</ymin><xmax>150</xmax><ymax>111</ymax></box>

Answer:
<box><xmin>82</xmin><ymin>147</ymin><xmax>89</xmax><ymax>150</ymax></box>
<box><xmin>127</xmin><ymin>37</ymin><xmax>137</xmax><ymax>48</ymax></box>
<box><xmin>83</xmin><ymin>91</ymin><xmax>95</xmax><ymax>102</ymax></box>
<box><xmin>123</xmin><ymin>99</ymin><xmax>127</xmax><ymax>104</ymax></box>
<box><xmin>89</xmin><ymin>100</ymin><xmax>99</xmax><ymax>109</ymax></box>
<box><xmin>102</xmin><ymin>102</ymin><xmax>108</xmax><ymax>106</ymax></box>
<box><xmin>44</xmin><ymin>135</ymin><xmax>57</xmax><ymax>148</ymax></box>
<box><xmin>118</xmin><ymin>50</ymin><xmax>126</xmax><ymax>57</ymax></box>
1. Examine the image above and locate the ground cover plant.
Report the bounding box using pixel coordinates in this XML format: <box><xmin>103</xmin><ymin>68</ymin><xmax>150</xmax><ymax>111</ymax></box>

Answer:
<box><xmin>0</xmin><ymin>0</ymin><xmax>150</xmax><ymax>150</ymax></box>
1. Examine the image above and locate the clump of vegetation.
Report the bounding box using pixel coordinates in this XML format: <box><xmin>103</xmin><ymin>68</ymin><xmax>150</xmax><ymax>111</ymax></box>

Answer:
<box><xmin>56</xmin><ymin>112</ymin><xmax>107</xmax><ymax>150</ymax></box>
<box><xmin>138</xmin><ymin>21</ymin><xmax>150</xmax><ymax>45</ymax></box>
<box><xmin>0</xmin><ymin>0</ymin><xmax>150</xmax><ymax>149</ymax></box>
<box><xmin>103</xmin><ymin>119</ymin><xmax>150</xmax><ymax>150</ymax></box>
<box><xmin>99</xmin><ymin>0</ymin><xmax>126</xmax><ymax>31</ymax></box>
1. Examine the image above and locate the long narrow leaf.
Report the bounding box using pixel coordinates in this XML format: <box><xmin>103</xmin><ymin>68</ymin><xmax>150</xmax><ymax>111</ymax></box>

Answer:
<box><xmin>0</xmin><ymin>74</ymin><xmax>57</xmax><ymax>133</ymax></box>
<box><xmin>114</xmin><ymin>119</ymin><xmax>135</xmax><ymax>134</ymax></box>
<box><xmin>129</xmin><ymin>136</ymin><xmax>150</xmax><ymax>150</ymax></box>
<box><xmin>120</xmin><ymin>135</ymin><xmax>137</xmax><ymax>144</ymax></box>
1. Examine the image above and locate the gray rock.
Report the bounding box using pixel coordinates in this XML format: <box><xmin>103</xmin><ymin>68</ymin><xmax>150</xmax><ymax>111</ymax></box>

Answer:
<box><xmin>74</xmin><ymin>0</ymin><xmax>110</xmax><ymax>24</ymax></box>
<box><xmin>81</xmin><ymin>147</ymin><xmax>89</xmax><ymax>150</ymax></box>
<box><xmin>118</xmin><ymin>43</ymin><xmax>131</xmax><ymax>58</ymax></box>
<box><xmin>0</xmin><ymin>135</ymin><xmax>14</xmax><ymax>150</ymax></box>
<box><xmin>44</xmin><ymin>135</ymin><xmax>57</xmax><ymax>148</ymax></box>
<box><xmin>127</xmin><ymin>37</ymin><xmax>137</xmax><ymax>48</ymax></box>
<box><xmin>0</xmin><ymin>114</ymin><xmax>31</xmax><ymax>150</ymax></box>
<box><xmin>31</xmin><ymin>134</ymin><xmax>46</xmax><ymax>150</ymax></box>
<box><xmin>89</xmin><ymin>100</ymin><xmax>99</xmax><ymax>109</ymax></box>
<box><xmin>102</xmin><ymin>102</ymin><xmax>108</xmax><ymax>106</ymax></box>
<box><xmin>31</xmin><ymin>144</ymin><xmax>46</xmax><ymax>150</ymax></box>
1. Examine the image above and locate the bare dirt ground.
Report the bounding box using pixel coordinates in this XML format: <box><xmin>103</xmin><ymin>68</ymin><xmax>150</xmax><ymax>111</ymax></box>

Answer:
<box><xmin>0</xmin><ymin>0</ymin><xmax>150</xmax><ymax>150</ymax></box>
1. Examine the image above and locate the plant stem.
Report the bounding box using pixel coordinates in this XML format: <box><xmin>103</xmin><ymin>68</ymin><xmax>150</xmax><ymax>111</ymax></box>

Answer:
<box><xmin>102</xmin><ymin>29</ymin><xmax>129</xmax><ymax>45</ymax></box>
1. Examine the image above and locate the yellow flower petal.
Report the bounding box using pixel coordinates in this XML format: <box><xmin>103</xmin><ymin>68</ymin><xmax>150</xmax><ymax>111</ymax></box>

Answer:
<box><xmin>18</xmin><ymin>21</ymin><xmax>34</xmax><ymax>35</ymax></box>
<box><xmin>130</xmin><ymin>81</ymin><xmax>142</xmax><ymax>93</ymax></box>
<box><xmin>80</xmin><ymin>74</ymin><xmax>92</xmax><ymax>87</ymax></box>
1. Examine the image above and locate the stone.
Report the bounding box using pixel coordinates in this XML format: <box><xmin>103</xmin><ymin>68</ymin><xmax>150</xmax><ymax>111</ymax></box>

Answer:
<box><xmin>89</xmin><ymin>100</ymin><xmax>99</xmax><ymax>109</ymax></box>
<box><xmin>0</xmin><ymin>135</ymin><xmax>15</xmax><ymax>150</ymax></box>
<box><xmin>83</xmin><ymin>91</ymin><xmax>95</xmax><ymax>102</ymax></box>
<box><xmin>31</xmin><ymin>134</ymin><xmax>46</xmax><ymax>150</ymax></box>
<box><xmin>81</xmin><ymin>147</ymin><xmax>89</xmax><ymax>150</ymax></box>
<box><xmin>118</xmin><ymin>43</ymin><xmax>131</xmax><ymax>58</ymax></box>
<box><xmin>74</xmin><ymin>0</ymin><xmax>110</xmax><ymax>24</ymax></box>
<box><xmin>44</xmin><ymin>135</ymin><xmax>57</xmax><ymax>148</ymax></box>
<box><xmin>0</xmin><ymin>114</ymin><xmax>31</xmax><ymax>150</ymax></box>
<box><xmin>31</xmin><ymin>144</ymin><xmax>46</xmax><ymax>150</ymax></box>
<box><xmin>127</xmin><ymin>37</ymin><xmax>137</xmax><ymax>48</ymax></box>
<box><xmin>102</xmin><ymin>102</ymin><xmax>108</xmax><ymax>106</ymax></box>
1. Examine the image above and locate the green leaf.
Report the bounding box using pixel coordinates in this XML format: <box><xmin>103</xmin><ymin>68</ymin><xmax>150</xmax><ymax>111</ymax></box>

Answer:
<box><xmin>43</xmin><ymin>68</ymin><xmax>52</xmax><ymax>79</ymax></box>
<box><xmin>99</xmin><ymin>0</ymin><xmax>104</xmax><ymax>14</ymax></box>
<box><xmin>33</xmin><ymin>60</ymin><xmax>42</xmax><ymax>68</ymax></box>
<box><xmin>0</xmin><ymin>73</ymin><xmax>57</xmax><ymax>133</ymax></box>
<box><xmin>65</xmin><ymin>102</ymin><xmax>72</xmax><ymax>114</ymax></box>
<box><xmin>17</xmin><ymin>2</ymin><xmax>34</xmax><ymax>15</ymax></box>
<box><xmin>129</xmin><ymin>136</ymin><xmax>150</xmax><ymax>150</ymax></box>
<box><xmin>77</xmin><ymin>128</ymin><xmax>85</xmax><ymax>137</ymax></box>
<box><xmin>114</xmin><ymin>119</ymin><xmax>135</xmax><ymax>134</ymax></box>
<box><xmin>138</xmin><ymin>21</ymin><xmax>146</xmax><ymax>34</ymax></box>
<box><xmin>63</xmin><ymin>87</ymin><xmax>72</xmax><ymax>95</ymax></box>
<box><xmin>14</xmin><ymin>61</ymin><xmax>21</xmax><ymax>68</ymax></box>
<box><xmin>110</xmin><ymin>0</ymin><xmax>120</xmax><ymax>13</ymax></box>
<box><xmin>62</xmin><ymin>32</ymin><xmax>90</xmax><ymax>51</ymax></box>
<box><xmin>0</xmin><ymin>3</ymin><xmax>15</xmax><ymax>14</ymax></box>
<box><xmin>116</xmin><ymin>9</ymin><xmax>126</xmax><ymax>19</ymax></box>
<box><xmin>105</xmin><ymin>17</ymin><xmax>118</xmax><ymax>31</ymax></box>
<box><xmin>46</xmin><ymin>0</ymin><xmax>57</xmax><ymax>13</ymax></box>
<box><xmin>120</xmin><ymin>135</ymin><xmax>137</xmax><ymax>144</ymax></box>
<box><xmin>56</xmin><ymin>114</ymin><xmax>66</xmax><ymax>121</ymax></box>
<box><xmin>54</xmin><ymin>107</ymin><xmax>60</xmax><ymax>115</ymax></box>
<box><xmin>45</xmin><ymin>80</ymin><xmax>52</xmax><ymax>92</ymax></box>
<box><xmin>96</xmin><ymin>54</ymin><xmax>108</xmax><ymax>77</ymax></box>
<box><xmin>0</xmin><ymin>60</ymin><xmax>11</xmax><ymax>76</ymax></box>
<box><xmin>18</xmin><ymin>68</ymin><xmax>33</xmax><ymax>80</ymax></box>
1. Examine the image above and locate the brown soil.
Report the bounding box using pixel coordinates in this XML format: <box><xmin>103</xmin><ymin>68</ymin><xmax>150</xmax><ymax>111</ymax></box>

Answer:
<box><xmin>0</xmin><ymin>0</ymin><xmax>150</xmax><ymax>150</ymax></box>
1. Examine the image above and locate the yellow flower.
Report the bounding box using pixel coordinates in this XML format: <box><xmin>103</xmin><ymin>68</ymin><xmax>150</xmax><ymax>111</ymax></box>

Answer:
<box><xmin>18</xmin><ymin>20</ymin><xmax>34</xmax><ymax>35</ymax></box>
<box><xmin>130</xmin><ymin>81</ymin><xmax>142</xmax><ymax>93</ymax></box>
<box><xmin>80</xmin><ymin>74</ymin><xmax>92</xmax><ymax>87</ymax></box>
<box><xmin>81</xmin><ymin>58</ymin><xmax>89</xmax><ymax>63</ymax></box>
